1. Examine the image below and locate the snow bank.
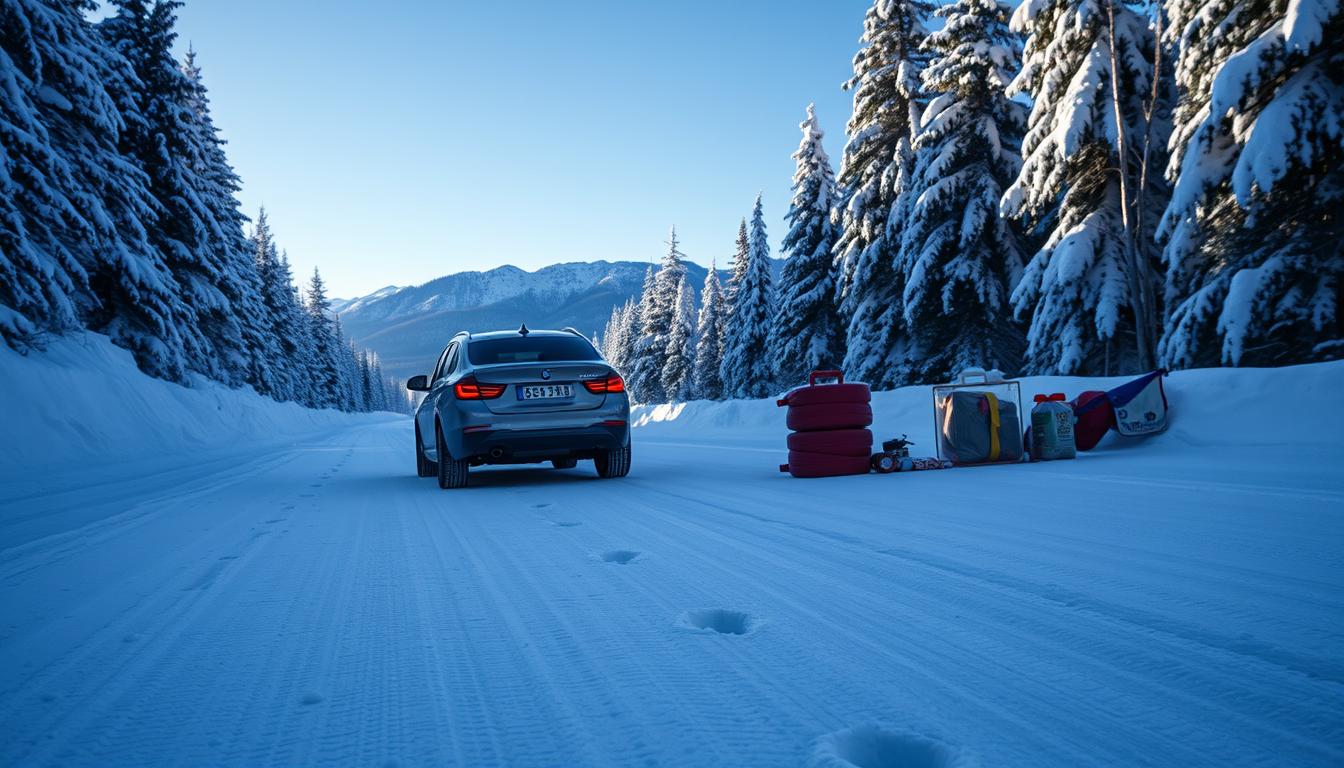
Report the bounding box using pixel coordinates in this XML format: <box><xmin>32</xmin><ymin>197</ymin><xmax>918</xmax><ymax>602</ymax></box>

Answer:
<box><xmin>0</xmin><ymin>333</ymin><xmax>394</xmax><ymax>475</ymax></box>
<box><xmin>633</xmin><ymin>362</ymin><xmax>1344</xmax><ymax>454</ymax></box>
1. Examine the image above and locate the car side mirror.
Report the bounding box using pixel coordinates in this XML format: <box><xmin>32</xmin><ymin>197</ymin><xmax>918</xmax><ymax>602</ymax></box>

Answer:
<box><xmin>406</xmin><ymin>374</ymin><xmax>430</xmax><ymax>392</ymax></box>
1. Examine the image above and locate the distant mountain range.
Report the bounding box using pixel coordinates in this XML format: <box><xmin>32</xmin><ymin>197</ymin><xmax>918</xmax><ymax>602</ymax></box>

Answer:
<box><xmin>334</xmin><ymin>260</ymin><xmax>781</xmax><ymax>380</ymax></box>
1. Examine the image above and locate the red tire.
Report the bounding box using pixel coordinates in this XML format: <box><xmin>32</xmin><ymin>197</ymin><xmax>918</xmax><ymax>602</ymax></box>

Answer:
<box><xmin>787</xmin><ymin>428</ymin><xmax>873</xmax><ymax>457</ymax></box>
<box><xmin>784</xmin><ymin>450</ymin><xmax>872</xmax><ymax>478</ymax></box>
<box><xmin>786</xmin><ymin>402</ymin><xmax>873</xmax><ymax>432</ymax></box>
<box><xmin>778</xmin><ymin>382</ymin><xmax>870</xmax><ymax>407</ymax></box>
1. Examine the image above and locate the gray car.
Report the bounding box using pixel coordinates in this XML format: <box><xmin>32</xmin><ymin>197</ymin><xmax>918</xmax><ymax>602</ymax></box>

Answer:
<box><xmin>405</xmin><ymin>326</ymin><xmax>632</xmax><ymax>488</ymax></box>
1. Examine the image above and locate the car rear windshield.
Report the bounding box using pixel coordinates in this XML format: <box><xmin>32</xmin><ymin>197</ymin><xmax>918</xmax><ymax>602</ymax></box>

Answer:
<box><xmin>467</xmin><ymin>336</ymin><xmax>601</xmax><ymax>365</ymax></box>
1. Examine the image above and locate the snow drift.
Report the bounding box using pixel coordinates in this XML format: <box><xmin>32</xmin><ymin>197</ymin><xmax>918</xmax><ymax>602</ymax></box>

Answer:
<box><xmin>0</xmin><ymin>332</ymin><xmax>393</xmax><ymax>476</ymax></box>
<box><xmin>634</xmin><ymin>362</ymin><xmax>1344</xmax><ymax>470</ymax></box>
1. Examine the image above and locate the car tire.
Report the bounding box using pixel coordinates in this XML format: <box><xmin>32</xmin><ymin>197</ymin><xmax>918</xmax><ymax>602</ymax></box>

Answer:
<box><xmin>594</xmin><ymin>442</ymin><xmax>631</xmax><ymax>478</ymax></box>
<box><xmin>415</xmin><ymin>423</ymin><xmax>437</xmax><ymax>477</ymax></box>
<box><xmin>785</xmin><ymin>402</ymin><xmax>873</xmax><ymax>432</ymax></box>
<box><xmin>552</xmin><ymin>458</ymin><xmax>578</xmax><ymax>470</ymax></box>
<box><xmin>786</xmin><ymin>428</ymin><xmax>873</xmax><ymax>457</ymax></box>
<box><xmin>784</xmin><ymin>449</ymin><xmax>871</xmax><ymax>478</ymax></box>
<box><xmin>436</xmin><ymin>422</ymin><xmax>469</xmax><ymax>489</ymax></box>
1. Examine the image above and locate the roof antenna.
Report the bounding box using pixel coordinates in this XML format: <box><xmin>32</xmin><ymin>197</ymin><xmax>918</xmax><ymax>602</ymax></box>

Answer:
<box><xmin>518</xmin><ymin>323</ymin><xmax>530</xmax><ymax>336</ymax></box>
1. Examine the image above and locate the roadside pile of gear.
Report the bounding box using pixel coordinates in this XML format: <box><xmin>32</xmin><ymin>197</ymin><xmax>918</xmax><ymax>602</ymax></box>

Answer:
<box><xmin>778</xmin><ymin>367</ymin><xmax>1170</xmax><ymax>479</ymax></box>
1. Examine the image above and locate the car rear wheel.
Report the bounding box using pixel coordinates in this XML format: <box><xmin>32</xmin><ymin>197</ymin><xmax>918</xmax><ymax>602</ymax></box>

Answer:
<box><xmin>436</xmin><ymin>422</ymin><xmax>469</xmax><ymax>489</ymax></box>
<box><xmin>594</xmin><ymin>442</ymin><xmax>631</xmax><ymax>478</ymax></box>
<box><xmin>552</xmin><ymin>458</ymin><xmax>578</xmax><ymax>470</ymax></box>
<box><xmin>416</xmin><ymin>423</ymin><xmax>437</xmax><ymax>477</ymax></box>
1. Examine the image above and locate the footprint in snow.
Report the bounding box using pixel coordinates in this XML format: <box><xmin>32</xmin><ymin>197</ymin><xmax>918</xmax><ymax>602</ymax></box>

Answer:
<box><xmin>810</xmin><ymin>723</ymin><xmax>969</xmax><ymax>768</ymax></box>
<box><xmin>601</xmin><ymin>550</ymin><xmax>640</xmax><ymax>565</ymax></box>
<box><xmin>551</xmin><ymin>521</ymin><xmax>581</xmax><ymax>528</ymax></box>
<box><xmin>265</xmin><ymin>518</ymin><xmax>286</xmax><ymax>524</ymax></box>
<box><xmin>683</xmin><ymin>609</ymin><xmax>755</xmax><ymax>636</ymax></box>
<box><xmin>532</xmin><ymin>503</ymin><xmax>552</xmax><ymax>509</ymax></box>
<box><xmin>299</xmin><ymin>692</ymin><xmax>324</xmax><ymax>706</ymax></box>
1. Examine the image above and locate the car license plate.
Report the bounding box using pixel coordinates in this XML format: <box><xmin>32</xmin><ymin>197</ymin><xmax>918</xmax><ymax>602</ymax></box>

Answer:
<box><xmin>517</xmin><ymin>383</ymin><xmax>573</xmax><ymax>400</ymax></box>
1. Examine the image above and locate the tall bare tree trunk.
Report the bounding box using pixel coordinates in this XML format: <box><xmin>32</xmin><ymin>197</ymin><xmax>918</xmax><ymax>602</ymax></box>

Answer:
<box><xmin>1134</xmin><ymin>6</ymin><xmax>1165</xmax><ymax>368</ymax></box>
<box><xmin>1105</xmin><ymin>0</ymin><xmax>1156</xmax><ymax>371</ymax></box>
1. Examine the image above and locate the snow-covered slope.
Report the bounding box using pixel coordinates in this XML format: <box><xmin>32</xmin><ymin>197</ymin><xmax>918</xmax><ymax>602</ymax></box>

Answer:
<box><xmin>634</xmin><ymin>362</ymin><xmax>1344</xmax><ymax>461</ymax></box>
<box><xmin>329</xmin><ymin>285</ymin><xmax>402</xmax><ymax>315</ymax></box>
<box><xmin>0</xmin><ymin>332</ymin><xmax>392</xmax><ymax>478</ymax></box>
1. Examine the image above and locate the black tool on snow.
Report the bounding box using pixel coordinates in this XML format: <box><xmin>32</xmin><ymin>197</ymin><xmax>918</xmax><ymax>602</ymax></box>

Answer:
<box><xmin>881</xmin><ymin>435</ymin><xmax>913</xmax><ymax>456</ymax></box>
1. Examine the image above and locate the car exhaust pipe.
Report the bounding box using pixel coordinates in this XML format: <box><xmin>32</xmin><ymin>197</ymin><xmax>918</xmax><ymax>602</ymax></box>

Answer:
<box><xmin>489</xmin><ymin>447</ymin><xmax>505</xmax><ymax>460</ymax></box>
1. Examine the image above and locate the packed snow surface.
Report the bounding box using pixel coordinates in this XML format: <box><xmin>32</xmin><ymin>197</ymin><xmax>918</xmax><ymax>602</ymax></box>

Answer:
<box><xmin>2</xmin><ymin>341</ymin><xmax>1342</xmax><ymax>766</ymax></box>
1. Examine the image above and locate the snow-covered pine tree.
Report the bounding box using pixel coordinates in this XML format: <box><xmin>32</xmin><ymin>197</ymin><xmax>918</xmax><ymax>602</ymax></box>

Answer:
<box><xmin>618</xmin><ymin>296</ymin><xmax>640</xmax><ymax>373</ymax></box>
<box><xmin>180</xmin><ymin>46</ymin><xmax>265</xmax><ymax>387</ymax></box>
<box><xmin>1002</xmin><ymin>0</ymin><xmax>1170</xmax><ymax>375</ymax></box>
<box><xmin>101</xmin><ymin>0</ymin><xmax>245</xmax><ymax>381</ymax></box>
<box><xmin>237</xmin><ymin>210</ymin><xmax>279</xmax><ymax>399</ymax></box>
<box><xmin>772</xmin><ymin>104</ymin><xmax>844</xmax><ymax>387</ymax></box>
<box><xmin>628</xmin><ymin>232</ymin><xmax>686</xmax><ymax>403</ymax></box>
<box><xmin>833</xmin><ymin>0</ymin><xmax>935</xmax><ymax>387</ymax></box>
<box><xmin>304</xmin><ymin>268</ymin><xmax>340</xmax><ymax>408</ymax></box>
<box><xmin>896</xmin><ymin>0</ymin><xmax>1028</xmax><ymax>382</ymax></box>
<box><xmin>250</xmin><ymin>210</ymin><xmax>307</xmax><ymax>402</ymax></box>
<box><xmin>369</xmin><ymin>353</ymin><xmax>389</xmax><ymax>411</ymax></box>
<box><xmin>282</xmin><ymin>253</ymin><xmax>322</xmax><ymax>407</ymax></box>
<box><xmin>691</xmin><ymin>262</ymin><xmax>727</xmax><ymax>400</ymax></box>
<box><xmin>356</xmin><ymin>343</ymin><xmax>374</xmax><ymax>412</ymax></box>
<box><xmin>660</xmin><ymin>274</ymin><xmax>697</xmax><ymax>401</ymax></box>
<box><xmin>334</xmin><ymin>319</ymin><xmax>358</xmax><ymax>411</ymax></box>
<box><xmin>0</xmin><ymin>0</ymin><xmax>178</xmax><ymax>372</ymax></box>
<box><xmin>624</xmin><ymin>267</ymin><xmax>657</xmax><ymax>398</ymax></box>
<box><xmin>722</xmin><ymin>195</ymin><xmax>776</xmax><ymax>398</ymax></box>
<box><xmin>601</xmin><ymin>302</ymin><xmax>627</xmax><ymax>369</ymax></box>
<box><xmin>359</xmin><ymin>349</ymin><xmax>374</xmax><ymax>412</ymax></box>
<box><xmin>0</xmin><ymin>1</ymin><xmax>95</xmax><ymax>343</ymax></box>
<box><xmin>1158</xmin><ymin>0</ymin><xmax>1343</xmax><ymax>366</ymax></box>
<box><xmin>728</xmin><ymin>219</ymin><xmax>750</xmax><ymax>306</ymax></box>
<box><xmin>719</xmin><ymin>219</ymin><xmax>750</xmax><ymax>393</ymax></box>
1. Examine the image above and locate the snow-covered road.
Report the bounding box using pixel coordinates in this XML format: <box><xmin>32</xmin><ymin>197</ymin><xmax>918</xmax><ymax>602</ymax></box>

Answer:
<box><xmin>3</xmin><ymin>410</ymin><xmax>1342</xmax><ymax>767</ymax></box>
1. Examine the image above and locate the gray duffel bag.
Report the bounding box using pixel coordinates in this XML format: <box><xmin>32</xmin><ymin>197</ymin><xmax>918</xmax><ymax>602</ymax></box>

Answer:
<box><xmin>939</xmin><ymin>390</ymin><xmax>1023</xmax><ymax>465</ymax></box>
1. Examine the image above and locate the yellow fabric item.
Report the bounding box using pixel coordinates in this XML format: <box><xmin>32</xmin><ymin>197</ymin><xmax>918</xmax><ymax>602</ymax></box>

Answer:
<box><xmin>985</xmin><ymin>393</ymin><xmax>1001</xmax><ymax>461</ymax></box>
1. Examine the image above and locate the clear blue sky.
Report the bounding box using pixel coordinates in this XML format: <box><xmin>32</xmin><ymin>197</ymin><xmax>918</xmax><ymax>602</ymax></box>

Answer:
<box><xmin>164</xmin><ymin>0</ymin><xmax>870</xmax><ymax>298</ymax></box>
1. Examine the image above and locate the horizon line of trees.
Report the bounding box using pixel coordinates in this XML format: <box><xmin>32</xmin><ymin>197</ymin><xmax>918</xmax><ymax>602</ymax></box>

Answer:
<box><xmin>603</xmin><ymin>0</ymin><xmax>1340</xmax><ymax>403</ymax></box>
<box><xmin>1</xmin><ymin>0</ymin><xmax>412</xmax><ymax>414</ymax></box>
<box><xmin>4</xmin><ymin>0</ymin><xmax>1338</xmax><ymax>411</ymax></box>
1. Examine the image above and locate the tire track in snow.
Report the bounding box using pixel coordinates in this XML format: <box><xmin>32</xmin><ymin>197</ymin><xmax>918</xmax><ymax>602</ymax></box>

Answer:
<box><xmin>436</xmin><ymin>495</ymin><xmax>789</xmax><ymax>765</ymax></box>
<box><xmin>0</xmin><ymin>432</ymin><xmax>367</xmax><ymax>765</ymax></box>
<box><xmin>617</xmin><ymin>469</ymin><xmax>1344</xmax><ymax>764</ymax></box>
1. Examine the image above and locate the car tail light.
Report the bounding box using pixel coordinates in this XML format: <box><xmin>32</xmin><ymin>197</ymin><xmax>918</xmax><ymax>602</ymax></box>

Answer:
<box><xmin>583</xmin><ymin>373</ymin><xmax>626</xmax><ymax>394</ymax></box>
<box><xmin>454</xmin><ymin>376</ymin><xmax>506</xmax><ymax>400</ymax></box>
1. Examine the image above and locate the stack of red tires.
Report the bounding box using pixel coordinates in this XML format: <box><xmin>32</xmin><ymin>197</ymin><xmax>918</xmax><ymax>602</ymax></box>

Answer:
<box><xmin>777</xmin><ymin>370</ymin><xmax>873</xmax><ymax>478</ymax></box>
